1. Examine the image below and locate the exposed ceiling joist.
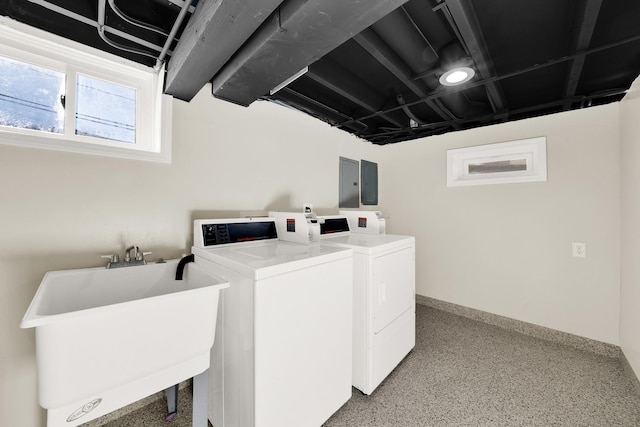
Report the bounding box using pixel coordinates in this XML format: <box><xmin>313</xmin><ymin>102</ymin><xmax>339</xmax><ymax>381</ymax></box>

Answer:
<box><xmin>371</xmin><ymin>87</ymin><xmax>628</xmax><ymax>143</ymax></box>
<box><xmin>438</xmin><ymin>0</ymin><xmax>507</xmax><ymax>114</ymax></box>
<box><xmin>306</xmin><ymin>58</ymin><xmax>407</xmax><ymax>129</ymax></box>
<box><xmin>4</xmin><ymin>0</ymin><xmax>640</xmax><ymax>145</ymax></box>
<box><xmin>563</xmin><ymin>0</ymin><xmax>603</xmax><ymax>109</ymax></box>
<box><xmin>353</xmin><ymin>29</ymin><xmax>428</xmax><ymax>99</ymax></box>
<box><xmin>278</xmin><ymin>87</ymin><xmax>368</xmax><ymax>132</ymax></box>
<box><xmin>336</xmin><ymin>31</ymin><xmax>640</xmax><ymax>131</ymax></box>
<box><xmin>164</xmin><ymin>0</ymin><xmax>283</xmax><ymax>101</ymax></box>
<box><xmin>353</xmin><ymin>28</ymin><xmax>458</xmax><ymax>127</ymax></box>
<box><xmin>210</xmin><ymin>0</ymin><xmax>410</xmax><ymax>107</ymax></box>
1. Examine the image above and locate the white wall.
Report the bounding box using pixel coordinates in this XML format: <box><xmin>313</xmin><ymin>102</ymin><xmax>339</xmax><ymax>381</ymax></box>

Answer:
<box><xmin>0</xmin><ymin>73</ymin><xmax>632</xmax><ymax>427</ymax></box>
<box><xmin>378</xmin><ymin>104</ymin><xmax>621</xmax><ymax>345</ymax></box>
<box><xmin>620</xmin><ymin>77</ymin><xmax>640</xmax><ymax>379</ymax></box>
<box><xmin>0</xmin><ymin>86</ymin><xmax>380</xmax><ymax>427</ymax></box>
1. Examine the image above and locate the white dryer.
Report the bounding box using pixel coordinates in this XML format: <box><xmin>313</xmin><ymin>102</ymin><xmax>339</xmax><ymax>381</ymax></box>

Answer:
<box><xmin>319</xmin><ymin>214</ymin><xmax>415</xmax><ymax>395</ymax></box>
<box><xmin>192</xmin><ymin>218</ymin><xmax>353</xmax><ymax>427</ymax></box>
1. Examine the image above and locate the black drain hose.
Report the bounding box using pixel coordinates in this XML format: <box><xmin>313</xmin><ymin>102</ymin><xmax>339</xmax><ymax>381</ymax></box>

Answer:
<box><xmin>175</xmin><ymin>254</ymin><xmax>195</xmax><ymax>280</ymax></box>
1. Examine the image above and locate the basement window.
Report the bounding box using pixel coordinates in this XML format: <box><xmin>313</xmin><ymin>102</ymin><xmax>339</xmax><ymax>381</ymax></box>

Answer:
<box><xmin>447</xmin><ymin>137</ymin><xmax>547</xmax><ymax>187</ymax></box>
<box><xmin>75</xmin><ymin>74</ymin><xmax>136</xmax><ymax>143</ymax></box>
<box><xmin>0</xmin><ymin>56</ymin><xmax>64</xmax><ymax>134</ymax></box>
<box><xmin>0</xmin><ymin>20</ymin><xmax>172</xmax><ymax>163</ymax></box>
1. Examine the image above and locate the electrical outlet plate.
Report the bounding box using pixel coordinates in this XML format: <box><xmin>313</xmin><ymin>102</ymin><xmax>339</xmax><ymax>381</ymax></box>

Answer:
<box><xmin>572</xmin><ymin>242</ymin><xmax>586</xmax><ymax>258</ymax></box>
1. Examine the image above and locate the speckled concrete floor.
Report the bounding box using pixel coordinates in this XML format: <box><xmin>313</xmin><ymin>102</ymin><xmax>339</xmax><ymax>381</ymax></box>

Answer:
<box><xmin>94</xmin><ymin>305</ymin><xmax>640</xmax><ymax>427</ymax></box>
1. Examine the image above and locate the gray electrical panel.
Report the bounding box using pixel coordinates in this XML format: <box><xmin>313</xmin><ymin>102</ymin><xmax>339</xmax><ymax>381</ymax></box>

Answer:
<box><xmin>339</xmin><ymin>157</ymin><xmax>359</xmax><ymax>208</ymax></box>
<box><xmin>361</xmin><ymin>160</ymin><xmax>378</xmax><ymax>205</ymax></box>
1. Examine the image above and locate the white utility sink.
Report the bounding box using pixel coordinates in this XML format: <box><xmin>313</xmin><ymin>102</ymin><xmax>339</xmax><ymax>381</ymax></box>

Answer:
<box><xmin>21</xmin><ymin>259</ymin><xmax>229</xmax><ymax>427</ymax></box>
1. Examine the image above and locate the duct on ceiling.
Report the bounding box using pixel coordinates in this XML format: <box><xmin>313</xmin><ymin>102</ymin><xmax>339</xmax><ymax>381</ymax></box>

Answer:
<box><xmin>165</xmin><ymin>0</ymin><xmax>410</xmax><ymax>105</ymax></box>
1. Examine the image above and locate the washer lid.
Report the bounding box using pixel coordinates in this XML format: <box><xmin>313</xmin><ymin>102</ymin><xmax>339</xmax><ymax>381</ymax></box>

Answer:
<box><xmin>193</xmin><ymin>241</ymin><xmax>352</xmax><ymax>280</ymax></box>
<box><xmin>321</xmin><ymin>233</ymin><xmax>414</xmax><ymax>254</ymax></box>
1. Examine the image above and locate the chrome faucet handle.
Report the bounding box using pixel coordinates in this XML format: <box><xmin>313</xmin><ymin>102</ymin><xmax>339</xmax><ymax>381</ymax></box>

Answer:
<box><xmin>101</xmin><ymin>254</ymin><xmax>119</xmax><ymax>263</ymax></box>
<box><xmin>101</xmin><ymin>254</ymin><xmax>120</xmax><ymax>268</ymax></box>
<box><xmin>136</xmin><ymin>251</ymin><xmax>152</xmax><ymax>261</ymax></box>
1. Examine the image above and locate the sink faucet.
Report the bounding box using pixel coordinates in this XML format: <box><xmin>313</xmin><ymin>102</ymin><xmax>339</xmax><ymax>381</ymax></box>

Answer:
<box><xmin>102</xmin><ymin>245</ymin><xmax>151</xmax><ymax>268</ymax></box>
<box><xmin>124</xmin><ymin>245</ymin><xmax>139</xmax><ymax>263</ymax></box>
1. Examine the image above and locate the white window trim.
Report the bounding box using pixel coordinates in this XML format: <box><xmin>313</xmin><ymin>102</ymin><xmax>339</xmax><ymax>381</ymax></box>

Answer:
<box><xmin>447</xmin><ymin>137</ymin><xmax>547</xmax><ymax>187</ymax></box>
<box><xmin>0</xmin><ymin>17</ymin><xmax>172</xmax><ymax>163</ymax></box>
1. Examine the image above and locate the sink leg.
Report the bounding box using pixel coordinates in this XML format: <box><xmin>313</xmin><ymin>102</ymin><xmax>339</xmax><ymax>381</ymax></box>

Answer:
<box><xmin>165</xmin><ymin>384</ymin><xmax>179</xmax><ymax>420</ymax></box>
<box><xmin>193</xmin><ymin>369</ymin><xmax>209</xmax><ymax>427</ymax></box>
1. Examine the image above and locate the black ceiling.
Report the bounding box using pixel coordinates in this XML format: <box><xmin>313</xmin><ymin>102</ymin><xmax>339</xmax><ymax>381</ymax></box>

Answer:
<box><xmin>3</xmin><ymin>0</ymin><xmax>640</xmax><ymax>145</ymax></box>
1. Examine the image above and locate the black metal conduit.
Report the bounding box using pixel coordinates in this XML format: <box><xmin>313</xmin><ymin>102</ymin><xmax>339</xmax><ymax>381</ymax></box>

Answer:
<box><xmin>26</xmin><ymin>0</ymin><xmax>166</xmax><ymax>54</ymax></box>
<box><xmin>27</xmin><ymin>0</ymin><xmax>193</xmax><ymax>68</ymax></box>
<box><xmin>97</xmin><ymin>0</ymin><xmax>157</xmax><ymax>60</ymax></box>
<box><xmin>108</xmin><ymin>0</ymin><xmax>171</xmax><ymax>38</ymax></box>
<box><xmin>96</xmin><ymin>0</ymin><xmax>192</xmax><ymax>68</ymax></box>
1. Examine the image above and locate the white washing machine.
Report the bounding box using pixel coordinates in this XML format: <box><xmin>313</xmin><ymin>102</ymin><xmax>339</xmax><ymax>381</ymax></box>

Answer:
<box><xmin>192</xmin><ymin>217</ymin><xmax>353</xmax><ymax>427</ymax></box>
<box><xmin>319</xmin><ymin>214</ymin><xmax>415</xmax><ymax>395</ymax></box>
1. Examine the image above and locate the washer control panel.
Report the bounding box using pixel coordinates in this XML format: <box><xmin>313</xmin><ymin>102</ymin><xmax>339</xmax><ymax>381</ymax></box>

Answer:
<box><xmin>195</xmin><ymin>219</ymin><xmax>278</xmax><ymax>247</ymax></box>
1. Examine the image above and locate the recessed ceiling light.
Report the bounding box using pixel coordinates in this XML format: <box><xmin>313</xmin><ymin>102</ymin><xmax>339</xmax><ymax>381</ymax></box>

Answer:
<box><xmin>439</xmin><ymin>67</ymin><xmax>475</xmax><ymax>86</ymax></box>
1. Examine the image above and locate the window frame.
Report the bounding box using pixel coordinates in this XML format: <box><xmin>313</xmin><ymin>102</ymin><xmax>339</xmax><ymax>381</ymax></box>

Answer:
<box><xmin>0</xmin><ymin>18</ymin><xmax>172</xmax><ymax>163</ymax></box>
<box><xmin>447</xmin><ymin>137</ymin><xmax>547</xmax><ymax>187</ymax></box>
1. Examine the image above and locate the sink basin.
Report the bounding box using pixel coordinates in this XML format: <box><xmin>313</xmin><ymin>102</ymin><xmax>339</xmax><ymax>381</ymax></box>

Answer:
<box><xmin>21</xmin><ymin>259</ymin><xmax>229</xmax><ymax>427</ymax></box>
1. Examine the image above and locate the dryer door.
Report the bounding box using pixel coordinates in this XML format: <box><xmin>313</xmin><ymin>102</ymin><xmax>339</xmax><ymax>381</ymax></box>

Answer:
<box><xmin>372</xmin><ymin>246</ymin><xmax>415</xmax><ymax>333</ymax></box>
